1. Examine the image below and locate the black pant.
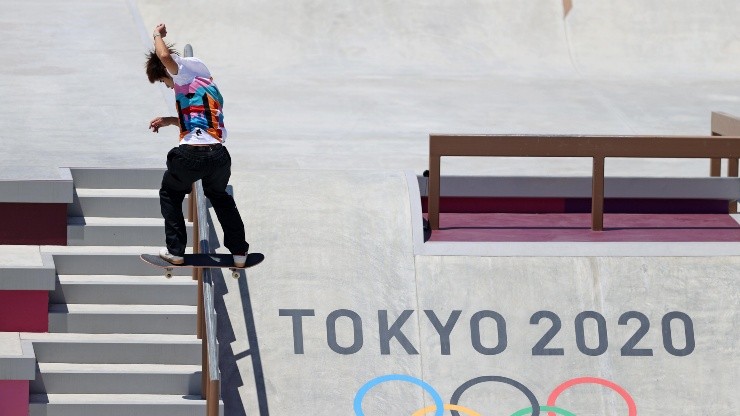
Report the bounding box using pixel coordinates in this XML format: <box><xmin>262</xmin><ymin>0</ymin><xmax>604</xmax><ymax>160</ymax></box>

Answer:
<box><xmin>160</xmin><ymin>145</ymin><xmax>248</xmax><ymax>256</ymax></box>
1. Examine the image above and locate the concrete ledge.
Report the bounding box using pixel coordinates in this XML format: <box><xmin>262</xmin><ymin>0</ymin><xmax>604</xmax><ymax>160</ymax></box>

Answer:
<box><xmin>0</xmin><ymin>168</ymin><xmax>72</xmax><ymax>203</ymax></box>
<box><xmin>0</xmin><ymin>333</ymin><xmax>36</xmax><ymax>380</ymax></box>
<box><xmin>417</xmin><ymin>175</ymin><xmax>740</xmax><ymax>199</ymax></box>
<box><xmin>0</xmin><ymin>253</ymin><xmax>56</xmax><ymax>291</ymax></box>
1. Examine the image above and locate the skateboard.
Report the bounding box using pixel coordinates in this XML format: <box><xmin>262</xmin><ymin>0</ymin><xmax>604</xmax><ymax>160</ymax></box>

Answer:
<box><xmin>140</xmin><ymin>253</ymin><xmax>264</xmax><ymax>279</ymax></box>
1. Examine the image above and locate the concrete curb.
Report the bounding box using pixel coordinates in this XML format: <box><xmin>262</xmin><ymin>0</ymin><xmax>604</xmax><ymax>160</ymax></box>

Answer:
<box><xmin>0</xmin><ymin>168</ymin><xmax>73</xmax><ymax>204</ymax></box>
<box><xmin>0</xmin><ymin>334</ymin><xmax>36</xmax><ymax>380</ymax></box>
<box><xmin>0</xmin><ymin>253</ymin><xmax>56</xmax><ymax>291</ymax></box>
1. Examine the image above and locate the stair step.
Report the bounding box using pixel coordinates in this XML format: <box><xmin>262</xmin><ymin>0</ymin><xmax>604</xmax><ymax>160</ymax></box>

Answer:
<box><xmin>30</xmin><ymin>394</ymin><xmax>222</xmax><ymax>416</ymax></box>
<box><xmin>24</xmin><ymin>333</ymin><xmax>201</xmax><ymax>365</ymax></box>
<box><xmin>44</xmin><ymin>247</ymin><xmax>194</xmax><ymax>276</ymax></box>
<box><xmin>48</xmin><ymin>304</ymin><xmax>197</xmax><ymax>335</ymax></box>
<box><xmin>69</xmin><ymin>188</ymin><xmax>190</xmax><ymax>218</ymax></box>
<box><xmin>77</xmin><ymin>189</ymin><xmax>161</xmax><ymax>197</ymax></box>
<box><xmin>70</xmin><ymin>168</ymin><xmax>166</xmax><ymax>189</ymax></box>
<box><xmin>31</xmin><ymin>363</ymin><xmax>202</xmax><ymax>395</ymax></box>
<box><xmin>52</xmin><ymin>275</ymin><xmax>196</xmax><ymax>305</ymax></box>
<box><xmin>67</xmin><ymin>217</ymin><xmax>193</xmax><ymax>246</ymax></box>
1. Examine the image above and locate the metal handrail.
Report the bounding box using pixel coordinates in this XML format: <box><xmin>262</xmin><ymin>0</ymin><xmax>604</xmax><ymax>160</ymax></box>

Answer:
<box><xmin>184</xmin><ymin>43</ymin><xmax>220</xmax><ymax>416</ymax></box>
<box><xmin>427</xmin><ymin>134</ymin><xmax>740</xmax><ymax>232</ymax></box>
<box><xmin>194</xmin><ymin>180</ymin><xmax>221</xmax><ymax>415</ymax></box>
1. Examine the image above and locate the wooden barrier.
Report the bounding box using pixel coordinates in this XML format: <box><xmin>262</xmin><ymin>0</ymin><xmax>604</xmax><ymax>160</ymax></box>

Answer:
<box><xmin>428</xmin><ymin>134</ymin><xmax>740</xmax><ymax>231</ymax></box>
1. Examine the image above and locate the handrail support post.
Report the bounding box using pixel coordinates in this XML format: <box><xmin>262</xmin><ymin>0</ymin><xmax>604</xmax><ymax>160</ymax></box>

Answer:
<box><xmin>428</xmin><ymin>154</ymin><xmax>441</xmax><ymax>230</ymax></box>
<box><xmin>207</xmin><ymin>380</ymin><xmax>220</xmax><ymax>416</ymax></box>
<box><xmin>202</xmin><ymin>336</ymin><xmax>208</xmax><ymax>399</ymax></box>
<box><xmin>591</xmin><ymin>156</ymin><xmax>605</xmax><ymax>231</ymax></box>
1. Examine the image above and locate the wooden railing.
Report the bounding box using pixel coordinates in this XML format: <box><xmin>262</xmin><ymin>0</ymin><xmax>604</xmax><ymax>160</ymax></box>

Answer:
<box><xmin>427</xmin><ymin>134</ymin><xmax>740</xmax><ymax>231</ymax></box>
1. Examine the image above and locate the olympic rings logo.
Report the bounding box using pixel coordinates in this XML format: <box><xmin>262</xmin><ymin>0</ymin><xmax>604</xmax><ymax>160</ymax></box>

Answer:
<box><xmin>354</xmin><ymin>374</ymin><xmax>636</xmax><ymax>416</ymax></box>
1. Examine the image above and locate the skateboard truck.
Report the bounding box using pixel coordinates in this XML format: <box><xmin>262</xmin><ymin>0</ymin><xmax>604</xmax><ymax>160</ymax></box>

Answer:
<box><xmin>162</xmin><ymin>266</ymin><xmax>237</xmax><ymax>279</ymax></box>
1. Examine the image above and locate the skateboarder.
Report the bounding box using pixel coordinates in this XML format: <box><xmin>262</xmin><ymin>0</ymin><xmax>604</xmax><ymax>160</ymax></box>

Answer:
<box><xmin>145</xmin><ymin>23</ymin><xmax>249</xmax><ymax>267</ymax></box>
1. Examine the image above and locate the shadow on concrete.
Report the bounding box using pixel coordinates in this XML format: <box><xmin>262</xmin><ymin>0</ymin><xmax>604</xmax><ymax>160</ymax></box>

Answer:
<box><xmin>423</xmin><ymin>218</ymin><xmax>432</xmax><ymax>242</ymax></box>
<box><xmin>207</xmin><ymin>208</ymin><xmax>270</xmax><ymax>416</ymax></box>
<box><xmin>236</xmin><ymin>270</ymin><xmax>270</xmax><ymax>416</ymax></box>
<box><xmin>211</xmin><ymin>269</ymin><xmax>247</xmax><ymax>416</ymax></box>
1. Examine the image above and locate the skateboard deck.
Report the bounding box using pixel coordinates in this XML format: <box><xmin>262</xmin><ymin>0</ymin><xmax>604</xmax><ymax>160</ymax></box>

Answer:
<box><xmin>140</xmin><ymin>253</ymin><xmax>264</xmax><ymax>279</ymax></box>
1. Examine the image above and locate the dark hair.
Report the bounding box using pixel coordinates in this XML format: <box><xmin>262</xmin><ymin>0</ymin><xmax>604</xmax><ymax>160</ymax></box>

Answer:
<box><xmin>145</xmin><ymin>44</ymin><xmax>180</xmax><ymax>83</ymax></box>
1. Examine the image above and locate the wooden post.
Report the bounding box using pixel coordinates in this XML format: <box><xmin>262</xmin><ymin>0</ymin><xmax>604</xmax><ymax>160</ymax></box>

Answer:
<box><xmin>202</xmin><ymin>338</ymin><xmax>208</xmax><ymax>399</ymax></box>
<box><xmin>728</xmin><ymin>158</ymin><xmax>739</xmax><ymax>177</ymax></box>
<box><xmin>197</xmin><ymin>272</ymin><xmax>203</xmax><ymax>339</ymax></box>
<box><xmin>591</xmin><ymin>156</ymin><xmax>605</xmax><ymax>231</ymax></box>
<box><xmin>207</xmin><ymin>380</ymin><xmax>220</xmax><ymax>416</ymax></box>
<box><xmin>428</xmin><ymin>154</ymin><xmax>441</xmax><ymax>230</ymax></box>
<box><xmin>193</xmin><ymin>186</ymin><xmax>203</xmax><ymax>339</ymax></box>
<box><xmin>710</xmin><ymin>132</ymin><xmax>722</xmax><ymax>177</ymax></box>
<box><xmin>192</xmin><ymin>195</ymin><xmax>200</xmax><ymax>284</ymax></box>
<box><xmin>729</xmin><ymin>158</ymin><xmax>739</xmax><ymax>214</ymax></box>
<box><xmin>187</xmin><ymin>194</ymin><xmax>194</xmax><ymax>222</ymax></box>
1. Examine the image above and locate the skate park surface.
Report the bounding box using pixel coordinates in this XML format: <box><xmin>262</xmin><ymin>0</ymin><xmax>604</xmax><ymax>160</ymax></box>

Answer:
<box><xmin>1</xmin><ymin>0</ymin><xmax>739</xmax><ymax>414</ymax></box>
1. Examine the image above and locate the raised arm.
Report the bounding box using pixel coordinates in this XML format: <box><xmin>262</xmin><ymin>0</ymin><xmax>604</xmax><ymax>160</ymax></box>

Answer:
<box><xmin>153</xmin><ymin>23</ymin><xmax>178</xmax><ymax>75</ymax></box>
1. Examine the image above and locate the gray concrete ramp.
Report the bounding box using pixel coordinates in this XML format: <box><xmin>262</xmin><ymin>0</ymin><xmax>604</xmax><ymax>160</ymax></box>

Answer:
<box><xmin>5</xmin><ymin>1</ymin><xmax>740</xmax><ymax>172</ymax></box>
<box><xmin>130</xmin><ymin>0</ymin><xmax>740</xmax><ymax>175</ymax></box>
<box><xmin>210</xmin><ymin>170</ymin><xmax>738</xmax><ymax>415</ymax></box>
<box><xmin>221</xmin><ymin>169</ymin><xmax>421</xmax><ymax>414</ymax></box>
<box><xmin>565</xmin><ymin>1</ymin><xmax>740</xmax><ymax>79</ymax></box>
<box><xmin>135</xmin><ymin>0</ymin><xmax>573</xmax><ymax>77</ymax></box>
<box><xmin>0</xmin><ymin>0</ymin><xmax>174</xmax><ymax>170</ymax></box>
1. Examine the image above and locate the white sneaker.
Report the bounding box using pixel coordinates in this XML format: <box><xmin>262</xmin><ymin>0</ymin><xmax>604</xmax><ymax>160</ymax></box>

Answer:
<box><xmin>233</xmin><ymin>253</ymin><xmax>247</xmax><ymax>268</ymax></box>
<box><xmin>159</xmin><ymin>248</ymin><xmax>185</xmax><ymax>265</ymax></box>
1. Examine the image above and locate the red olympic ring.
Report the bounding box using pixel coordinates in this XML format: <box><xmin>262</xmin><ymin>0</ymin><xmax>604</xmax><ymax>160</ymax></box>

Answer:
<box><xmin>547</xmin><ymin>377</ymin><xmax>637</xmax><ymax>416</ymax></box>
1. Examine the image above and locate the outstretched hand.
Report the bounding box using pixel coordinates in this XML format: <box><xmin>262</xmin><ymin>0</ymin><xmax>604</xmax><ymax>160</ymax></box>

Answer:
<box><xmin>153</xmin><ymin>23</ymin><xmax>167</xmax><ymax>38</ymax></box>
<box><xmin>149</xmin><ymin>117</ymin><xmax>173</xmax><ymax>133</ymax></box>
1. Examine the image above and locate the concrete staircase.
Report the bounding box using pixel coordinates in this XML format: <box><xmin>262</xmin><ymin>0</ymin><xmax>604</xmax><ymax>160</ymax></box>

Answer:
<box><xmin>27</xmin><ymin>168</ymin><xmax>222</xmax><ymax>416</ymax></box>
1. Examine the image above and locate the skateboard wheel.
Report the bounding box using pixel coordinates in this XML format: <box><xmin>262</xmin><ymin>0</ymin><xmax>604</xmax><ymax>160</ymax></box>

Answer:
<box><xmin>165</xmin><ymin>270</ymin><xmax>173</xmax><ymax>279</ymax></box>
<box><xmin>232</xmin><ymin>271</ymin><xmax>239</xmax><ymax>279</ymax></box>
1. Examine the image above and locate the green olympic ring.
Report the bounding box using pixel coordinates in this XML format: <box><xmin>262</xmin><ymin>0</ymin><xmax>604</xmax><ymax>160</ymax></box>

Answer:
<box><xmin>510</xmin><ymin>406</ymin><xmax>576</xmax><ymax>416</ymax></box>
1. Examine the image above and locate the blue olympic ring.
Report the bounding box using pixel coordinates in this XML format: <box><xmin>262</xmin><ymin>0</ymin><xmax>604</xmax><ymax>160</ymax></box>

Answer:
<box><xmin>354</xmin><ymin>374</ymin><xmax>445</xmax><ymax>416</ymax></box>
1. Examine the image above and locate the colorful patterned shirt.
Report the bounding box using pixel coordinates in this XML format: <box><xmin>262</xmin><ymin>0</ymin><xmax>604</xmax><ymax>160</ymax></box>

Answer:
<box><xmin>170</xmin><ymin>55</ymin><xmax>227</xmax><ymax>145</ymax></box>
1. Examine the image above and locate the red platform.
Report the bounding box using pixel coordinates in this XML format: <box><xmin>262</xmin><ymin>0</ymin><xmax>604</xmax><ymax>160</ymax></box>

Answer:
<box><xmin>426</xmin><ymin>213</ymin><xmax>740</xmax><ymax>242</ymax></box>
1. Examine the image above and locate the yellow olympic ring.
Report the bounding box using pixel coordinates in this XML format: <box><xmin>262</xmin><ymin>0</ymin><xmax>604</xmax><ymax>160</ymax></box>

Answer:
<box><xmin>412</xmin><ymin>404</ymin><xmax>482</xmax><ymax>416</ymax></box>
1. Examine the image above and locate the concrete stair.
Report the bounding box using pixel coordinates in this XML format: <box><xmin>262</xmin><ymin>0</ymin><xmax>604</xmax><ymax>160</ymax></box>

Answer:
<box><xmin>51</xmin><ymin>275</ymin><xmax>196</xmax><ymax>305</ymax></box>
<box><xmin>31</xmin><ymin>363</ymin><xmax>202</xmax><ymax>395</ymax></box>
<box><xmin>29</xmin><ymin>168</ymin><xmax>222</xmax><ymax>416</ymax></box>
<box><xmin>25</xmin><ymin>333</ymin><xmax>201</xmax><ymax>365</ymax></box>
<box><xmin>30</xmin><ymin>394</ymin><xmax>212</xmax><ymax>416</ymax></box>
<box><xmin>67</xmin><ymin>217</ymin><xmax>193</xmax><ymax>246</ymax></box>
<box><xmin>45</xmin><ymin>246</ymin><xmax>192</xmax><ymax>276</ymax></box>
<box><xmin>48</xmin><ymin>304</ymin><xmax>197</xmax><ymax>335</ymax></box>
<box><xmin>68</xmin><ymin>189</ymin><xmax>190</xmax><ymax>219</ymax></box>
